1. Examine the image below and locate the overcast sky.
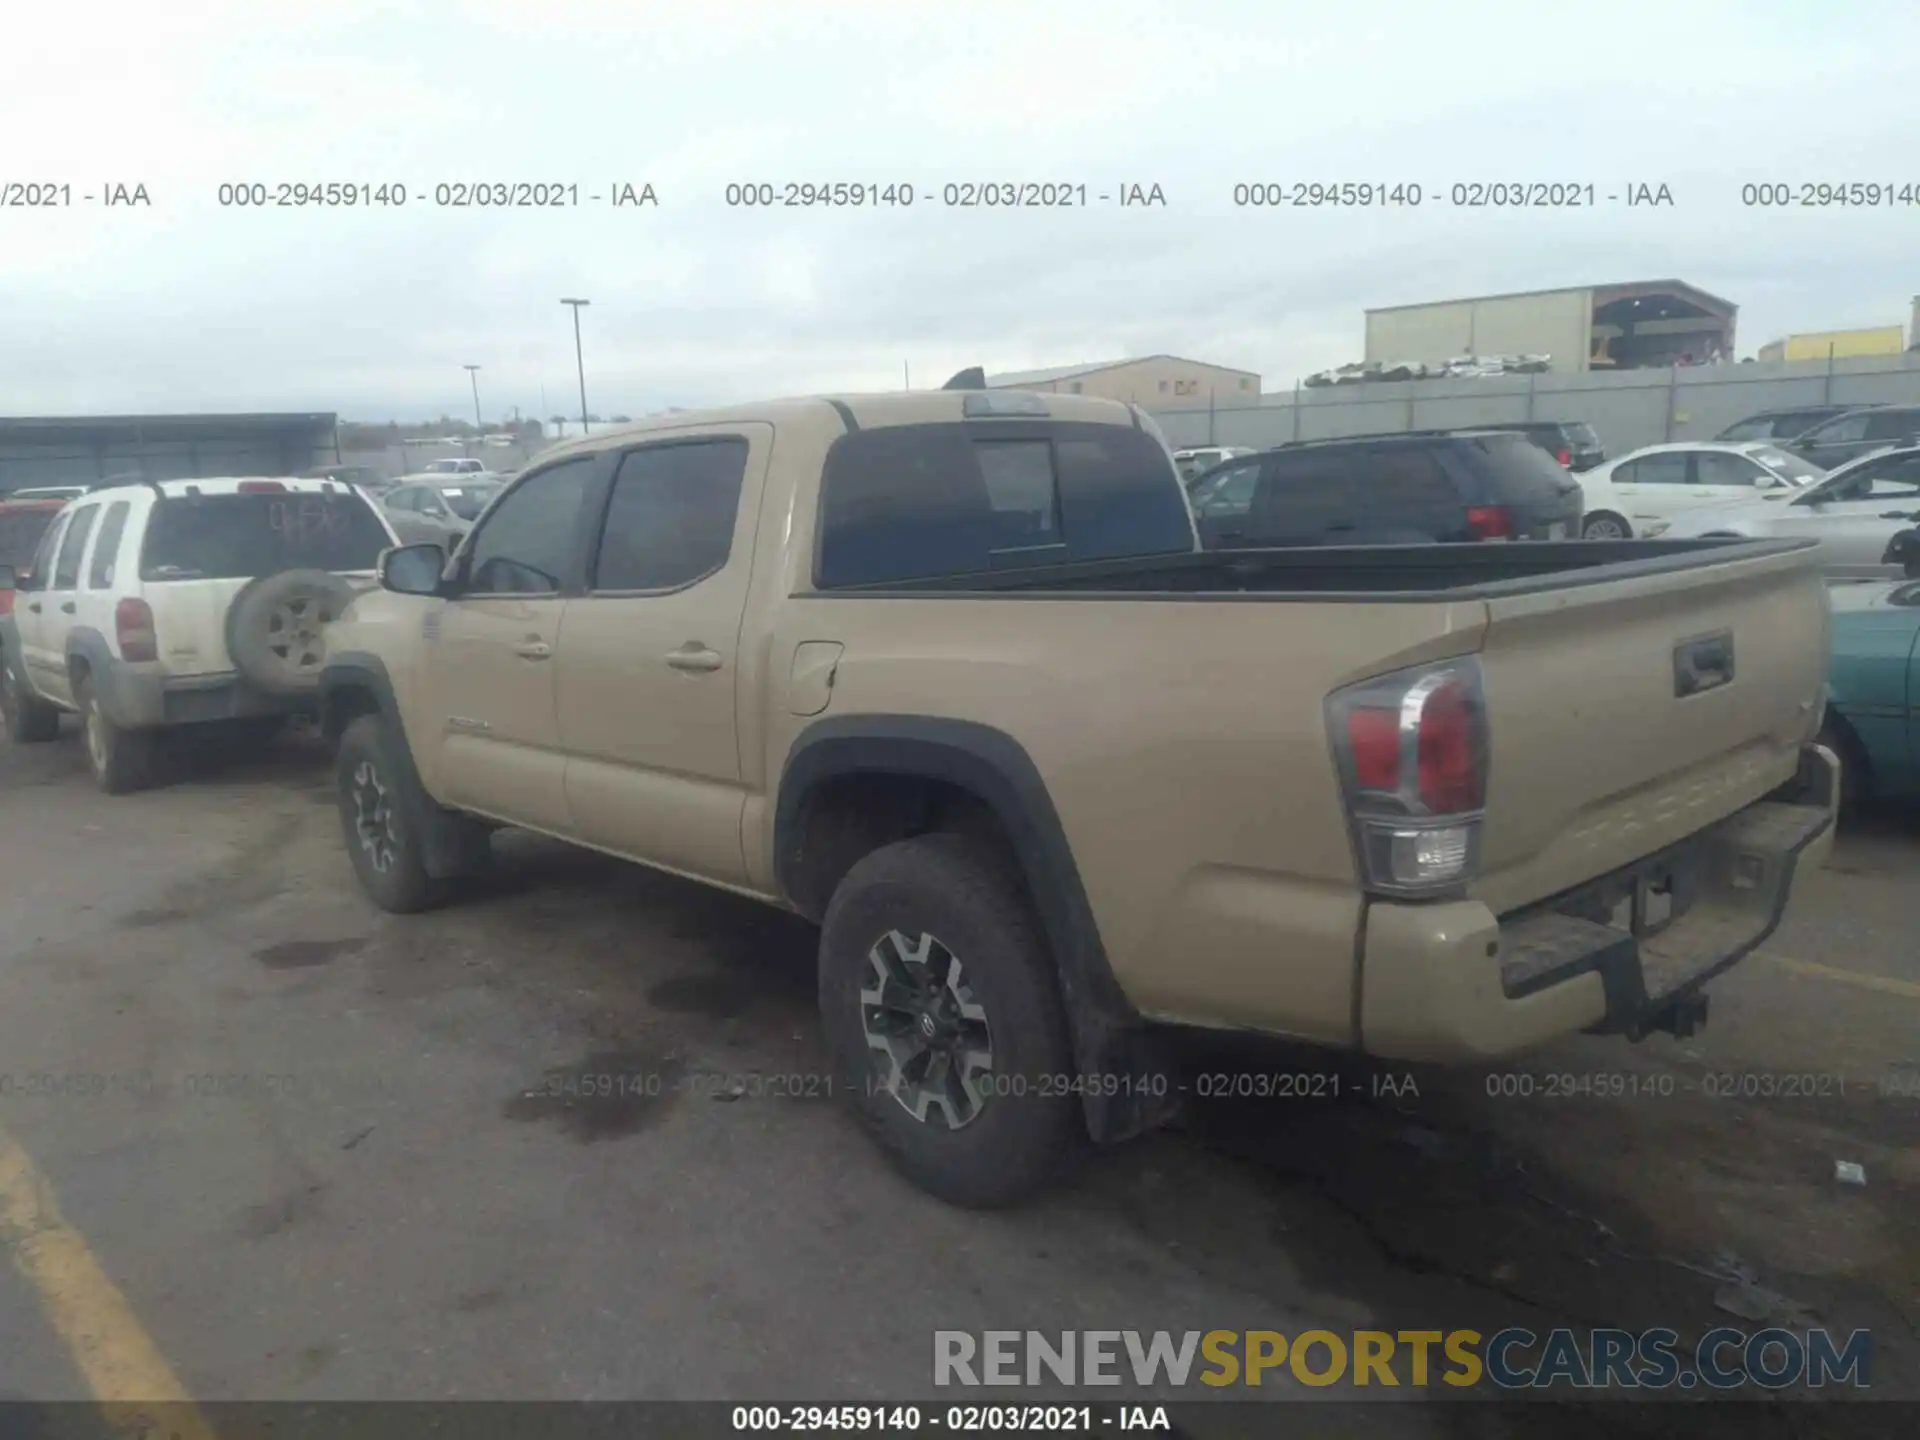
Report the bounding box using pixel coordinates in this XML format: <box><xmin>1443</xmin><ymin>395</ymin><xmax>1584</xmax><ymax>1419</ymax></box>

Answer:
<box><xmin>4</xmin><ymin>0</ymin><xmax>1916</xmax><ymax>424</ymax></box>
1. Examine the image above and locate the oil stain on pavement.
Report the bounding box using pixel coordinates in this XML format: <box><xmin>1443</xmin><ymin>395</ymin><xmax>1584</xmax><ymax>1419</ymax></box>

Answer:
<box><xmin>254</xmin><ymin>937</ymin><xmax>366</xmax><ymax>970</ymax></box>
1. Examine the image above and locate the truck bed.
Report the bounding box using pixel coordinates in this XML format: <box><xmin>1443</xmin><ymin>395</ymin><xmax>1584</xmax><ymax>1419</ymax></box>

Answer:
<box><xmin>799</xmin><ymin>530</ymin><xmax>1829</xmax><ymax>962</ymax></box>
<box><xmin>824</xmin><ymin>536</ymin><xmax>1810</xmax><ymax>598</ymax></box>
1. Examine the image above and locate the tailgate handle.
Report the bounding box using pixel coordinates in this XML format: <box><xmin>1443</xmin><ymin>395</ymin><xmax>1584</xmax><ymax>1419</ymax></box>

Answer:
<box><xmin>1674</xmin><ymin>631</ymin><xmax>1735</xmax><ymax>697</ymax></box>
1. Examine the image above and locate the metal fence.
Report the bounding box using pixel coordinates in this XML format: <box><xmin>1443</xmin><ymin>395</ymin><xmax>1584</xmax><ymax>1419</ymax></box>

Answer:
<box><xmin>1146</xmin><ymin>350</ymin><xmax>1920</xmax><ymax>456</ymax></box>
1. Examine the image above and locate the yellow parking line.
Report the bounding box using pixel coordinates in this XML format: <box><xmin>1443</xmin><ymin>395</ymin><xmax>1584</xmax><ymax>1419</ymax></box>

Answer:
<box><xmin>1757</xmin><ymin>951</ymin><xmax>1920</xmax><ymax>1001</ymax></box>
<box><xmin>0</xmin><ymin>1126</ymin><xmax>214</xmax><ymax>1439</ymax></box>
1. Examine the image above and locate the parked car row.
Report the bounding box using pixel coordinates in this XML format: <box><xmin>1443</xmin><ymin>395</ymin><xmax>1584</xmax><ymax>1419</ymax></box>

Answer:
<box><xmin>1572</xmin><ymin>441</ymin><xmax>1825</xmax><ymax>539</ymax></box>
<box><xmin>379</xmin><ymin>476</ymin><xmax>504</xmax><ymax>549</ymax></box>
<box><xmin>1823</xmin><ymin>571</ymin><xmax>1920</xmax><ymax>806</ymax></box>
<box><xmin>0</xmin><ymin>477</ymin><xmax>396</xmax><ymax>790</ymax></box>
<box><xmin>1766</xmin><ymin>403</ymin><xmax>1920</xmax><ymax>468</ymax></box>
<box><xmin>1187</xmin><ymin>428</ymin><xmax>1584</xmax><ymax>548</ymax></box>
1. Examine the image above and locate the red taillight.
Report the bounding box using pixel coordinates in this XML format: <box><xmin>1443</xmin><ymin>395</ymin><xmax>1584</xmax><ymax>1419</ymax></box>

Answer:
<box><xmin>1329</xmin><ymin>661</ymin><xmax>1488</xmax><ymax>896</ymax></box>
<box><xmin>115</xmin><ymin>598</ymin><xmax>157</xmax><ymax>662</ymax></box>
<box><xmin>0</xmin><ymin>592</ymin><xmax>13</xmax><ymax>619</ymax></box>
<box><xmin>1416</xmin><ymin>679</ymin><xmax>1483</xmax><ymax>812</ymax></box>
<box><xmin>1465</xmin><ymin>505</ymin><xmax>1514</xmax><ymax>540</ymax></box>
<box><xmin>1342</xmin><ymin>680</ymin><xmax>1484</xmax><ymax>812</ymax></box>
<box><xmin>1555</xmin><ymin>448</ymin><xmax>1572</xmax><ymax>467</ymax></box>
<box><xmin>1347</xmin><ymin>708</ymin><xmax>1400</xmax><ymax>791</ymax></box>
<box><xmin>237</xmin><ymin>480</ymin><xmax>287</xmax><ymax>494</ymax></box>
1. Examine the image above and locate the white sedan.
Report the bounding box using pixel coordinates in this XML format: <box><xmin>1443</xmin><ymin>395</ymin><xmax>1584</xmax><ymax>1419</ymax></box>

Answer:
<box><xmin>1573</xmin><ymin>440</ymin><xmax>1825</xmax><ymax>539</ymax></box>
<box><xmin>1660</xmin><ymin>444</ymin><xmax>1920</xmax><ymax>575</ymax></box>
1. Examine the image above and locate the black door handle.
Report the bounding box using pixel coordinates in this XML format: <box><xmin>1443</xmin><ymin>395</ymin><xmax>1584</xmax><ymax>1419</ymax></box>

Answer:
<box><xmin>60</xmin><ymin>601</ymin><xmax>75</xmax><ymax>614</ymax></box>
<box><xmin>27</xmin><ymin>602</ymin><xmax>41</xmax><ymax>613</ymax></box>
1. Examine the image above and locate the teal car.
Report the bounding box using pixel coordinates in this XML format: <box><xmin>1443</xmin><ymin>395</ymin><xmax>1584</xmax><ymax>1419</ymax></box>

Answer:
<box><xmin>1823</xmin><ymin>577</ymin><xmax>1920</xmax><ymax>804</ymax></box>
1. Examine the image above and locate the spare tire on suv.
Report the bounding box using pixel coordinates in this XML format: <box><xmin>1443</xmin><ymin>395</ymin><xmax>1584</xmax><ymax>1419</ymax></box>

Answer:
<box><xmin>226</xmin><ymin>568</ymin><xmax>361</xmax><ymax>696</ymax></box>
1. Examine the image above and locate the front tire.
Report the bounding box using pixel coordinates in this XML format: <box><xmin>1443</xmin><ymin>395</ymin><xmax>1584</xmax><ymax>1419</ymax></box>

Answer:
<box><xmin>1</xmin><ymin>658</ymin><xmax>61</xmax><ymax>743</ymax></box>
<box><xmin>1582</xmin><ymin>512</ymin><xmax>1631</xmax><ymax>540</ymax></box>
<box><xmin>336</xmin><ymin>714</ymin><xmax>456</xmax><ymax>913</ymax></box>
<box><xmin>76</xmin><ymin>675</ymin><xmax>157</xmax><ymax>793</ymax></box>
<box><xmin>819</xmin><ymin>833</ymin><xmax>1083</xmax><ymax>1208</ymax></box>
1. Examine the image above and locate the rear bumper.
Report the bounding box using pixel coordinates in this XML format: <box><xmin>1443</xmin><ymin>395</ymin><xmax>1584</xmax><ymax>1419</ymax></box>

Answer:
<box><xmin>1358</xmin><ymin>744</ymin><xmax>1838</xmax><ymax>1062</ymax></box>
<box><xmin>96</xmin><ymin>664</ymin><xmax>309</xmax><ymax>730</ymax></box>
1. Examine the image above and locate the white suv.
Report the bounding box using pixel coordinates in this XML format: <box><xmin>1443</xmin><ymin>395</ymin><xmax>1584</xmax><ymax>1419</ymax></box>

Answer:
<box><xmin>0</xmin><ymin>477</ymin><xmax>399</xmax><ymax>792</ymax></box>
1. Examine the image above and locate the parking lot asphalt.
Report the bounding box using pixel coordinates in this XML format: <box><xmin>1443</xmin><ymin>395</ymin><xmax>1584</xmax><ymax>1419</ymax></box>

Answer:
<box><xmin>0</xmin><ymin>723</ymin><xmax>1915</xmax><ymax>1430</ymax></box>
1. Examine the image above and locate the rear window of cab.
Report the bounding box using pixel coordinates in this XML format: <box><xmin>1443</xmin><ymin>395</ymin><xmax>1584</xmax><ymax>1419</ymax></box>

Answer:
<box><xmin>815</xmin><ymin>421</ymin><xmax>1193</xmax><ymax>588</ymax></box>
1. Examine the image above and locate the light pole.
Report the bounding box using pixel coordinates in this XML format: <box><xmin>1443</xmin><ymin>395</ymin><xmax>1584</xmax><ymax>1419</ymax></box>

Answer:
<box><xmin>463</xmin><ymin>364</ymin><xmax>483</xmax><ymax>434</ymax></box>
<box><xmin>560</xmin><ymin>298</ymin><xmax>590</xmax><ymax>433</ymax></box>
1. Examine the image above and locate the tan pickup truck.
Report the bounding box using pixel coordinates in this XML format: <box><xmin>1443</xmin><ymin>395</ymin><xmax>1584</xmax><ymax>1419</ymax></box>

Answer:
<box><xmin>319</xmin><ymin>385</ymin><xmax>1839</xmax><ymax>1206</ymax></box>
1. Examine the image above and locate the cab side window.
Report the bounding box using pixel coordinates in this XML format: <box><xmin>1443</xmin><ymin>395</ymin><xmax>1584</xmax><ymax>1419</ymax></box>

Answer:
<box><xmin>461</xmin><ymin>457</ymin><xmax>598</xmax><ymax>596</ymax></box>
<box><xmin>52</xmin><ymin>505</ymin><xmax>99</xmax><ymax>589</ymax></box>
<box><xmin>592</xmin><ymin>439</ymin><xmax>748</xmax><ymax>592</ymax></box>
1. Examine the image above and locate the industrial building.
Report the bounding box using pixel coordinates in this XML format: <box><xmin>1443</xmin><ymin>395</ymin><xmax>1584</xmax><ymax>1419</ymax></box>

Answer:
<box><xmin>1758</xmin><ymin>326</ymin><xmax>1908</xmax><ymax>364</ymax></box>
<box><xmin>985</xmin><ymin>355</ymin><xmax>1261</xmax><ymax>406</ymax></box>
<box><xmin>0</xmin><ymin>413</ymin><xmax>339</xmax><ymax>495</ymax></box>
<box><xmin>1364</xmin><ymin>281</ymin><xmax>1738</xmax><ymax>374</ymax></box>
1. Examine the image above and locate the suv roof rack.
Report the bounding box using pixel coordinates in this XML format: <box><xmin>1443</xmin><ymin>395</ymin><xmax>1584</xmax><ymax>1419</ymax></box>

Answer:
<box><xmin>1271</xmin><ymin>426</ymin><xmax>1521</xmax><ymax>450</ymax></box>
<box><xmin>89</xmin><ymin>473</ymin><xmax>168</xmax><ymax>499</ymax></box>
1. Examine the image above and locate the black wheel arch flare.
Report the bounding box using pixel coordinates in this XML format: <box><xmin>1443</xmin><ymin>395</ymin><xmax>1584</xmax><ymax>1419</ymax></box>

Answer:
<box><xmin>776</xmin><ymin>714</ymin><xmax>1174</xmax><ymax>1143</ymax></box>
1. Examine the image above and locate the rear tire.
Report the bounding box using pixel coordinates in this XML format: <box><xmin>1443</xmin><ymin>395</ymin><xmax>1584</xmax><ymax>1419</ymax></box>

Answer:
<box><xmin>1581</xmin><ymin>512</ymin><xmax>1631</xmax><ymax>540</ymax></box>
<box><xmin>1</xmin><ymin>657</ymin><xmax>61</xmax><ymax>743</ymax></box>
<box><xmin>818</xmin><ymin>832</ymin><xmax>1083</xmax><ymax>1208</ymax></box>
<box><xmin>76</xmin><ymin>675</ymin><xmax>158</xmax><ymax>794</ymax></box>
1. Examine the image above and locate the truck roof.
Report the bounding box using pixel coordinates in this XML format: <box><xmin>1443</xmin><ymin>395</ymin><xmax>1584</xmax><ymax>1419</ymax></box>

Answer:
<box><xmin>536</xmin><ymin>390</ymin><xmax>1145</xmax><ymax>464</ymax></box>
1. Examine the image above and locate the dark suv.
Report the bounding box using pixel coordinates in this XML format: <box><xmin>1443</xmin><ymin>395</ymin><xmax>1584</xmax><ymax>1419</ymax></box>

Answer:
<box><xmin>1187</xmin><ymin>429</ymin><xmax>1584</xmax><ymax>549</ymax></box>
<box><xmin>1787</xmin><ymin>405</ymin><xmax>1920</xmax><ymax>469</ymax></box>
<box><xmin>1715</xmin><ymin>405</ymin><xmax>1859</xmax><ymax>444</ymax></box>
<box><xmin>1499</xmin><ymin>420</ymin><xmax>1606</xmax><ymax>472</ymax></box>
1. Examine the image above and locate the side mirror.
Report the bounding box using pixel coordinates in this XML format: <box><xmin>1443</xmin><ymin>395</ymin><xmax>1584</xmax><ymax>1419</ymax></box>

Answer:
<box><xmin>0</xmin><ymin>564</ymin><xmax>14</xmax><ymax>592</ymax></box>
<box><xmin>378</xmin><ymin>542</ymin><xmax>447</xmax><ymax>596</ymax></box>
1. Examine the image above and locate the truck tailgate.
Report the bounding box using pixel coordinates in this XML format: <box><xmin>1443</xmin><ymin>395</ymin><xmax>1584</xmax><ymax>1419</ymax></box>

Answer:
<box><xmin>1470</xmin><ymin>543</ymin><xmax>1829</xmax><ymax>916</ymax></box>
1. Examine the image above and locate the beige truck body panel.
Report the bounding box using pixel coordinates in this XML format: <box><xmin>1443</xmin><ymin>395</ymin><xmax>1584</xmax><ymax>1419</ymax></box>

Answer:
<box><xmin>328</xmin><ymin>389</ymin><xmax>1836</xmax><ymax>1064</ymax></box>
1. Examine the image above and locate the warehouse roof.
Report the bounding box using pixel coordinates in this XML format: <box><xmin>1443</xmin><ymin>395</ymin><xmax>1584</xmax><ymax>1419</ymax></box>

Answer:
<box><xmin>985</xmin><ymin>354</ymin><xmax>1259</xmax><ymax>387</ymax></box>
<box><xmin>1367</xmin><ymin>280</ymin><xmax>1737</xmax><ymax>318</ymax></box>
<box><xmin>0</xmin><ymin>412</ymin><xmax>337</xmax><ymax>438</ymax></box>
